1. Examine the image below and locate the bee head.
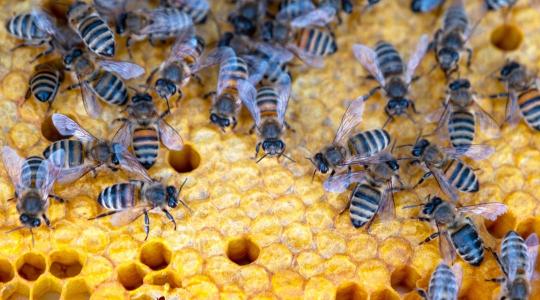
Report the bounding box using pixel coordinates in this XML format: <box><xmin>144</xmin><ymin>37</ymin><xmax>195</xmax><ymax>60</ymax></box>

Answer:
<box><xmin>437</xmin><ymin>48</ymin><xmax>459</xmax><ymax>72</ymax></box>
<box><xmin>116</xmin><ymin>12</ymin><xmax>128</xmax><ymax>35</ymax></box>
<box><xmin>155</xmin><ymin>78</ymin><xmax>177</xmax><ymax>100</ymax></box>
<box><xmin>342</xmin><ymin>0</ymin><xmax>354</xmax><ymax>13</ymax></box>
<box><xmin>262</xmin><ymin>139</ymin><xmax>285</xmax><ymax>157</ymax></box>
<box><xmin>448</xmin><ymin>78</ymin><xmax>471</xmax><ymax>91</ymax></box>
<box><xmin>412</xmin><ymin>139</ymin><xmax>430</xmax><ymax>157</ymax></box>
<box><xmin>509</xmin><ymin>277</ymin><xmax>529</xmax><ymax>300</ymax></box>
<box><xmin>63</xmin><ymin>48</ymin><xmax>83</xmax><ymax>69</ymax></box>
<box><xmin>312</xmin><ymin>153</ymin><xmax>329</xmax><ymax>174</ymax></box>
<box><xmin>228</xmin><ymin>15</ymin><xmax>256</xmax><ymax>37</ymax></box>
<box><xmin>218</xmin><ymin>32</ymin><xmax>234</xmax><ymax>47</ymax></box>
<box><xmin>386</xmin><ymin>98</ymin><xmax>410</xmax><ymax>117</ymax></box>
<box><xmin>19</xmin><ymin>213</ymin><xmax>41</xmax><ymax>228</ymax></box>
<box><xmin>500</xmin><ymin>61</ymin><xmax>521</xmax><ymax>77</ymax></box>
<box><xmin>166</xmin><ymin>186</ymin><xmax>178</xmax><ymax>208</ymax></box>
<box><xmin>385</xmin><ymin>159</ymin><xmax>400</xmax><ymax>171</ymax></box>
<box><xmin>422</xmin><ymin>196</ymin><xmax>443</xmax><ymax>216</ymax></box>
<box><xmin>210</xmin><ymin>113</ymin><xmax>234</xmax><ymax>129</ymax></box>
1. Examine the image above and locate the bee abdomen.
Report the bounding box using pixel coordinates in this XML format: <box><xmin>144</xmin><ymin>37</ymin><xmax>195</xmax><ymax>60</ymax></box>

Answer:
<box><xmin>92</xmin><ymin>72</ymin><xmax>128</xmax><ymax>106</ymax></box>
<box><xmin>256</xmin><ymin>86</ymin><xmax>279</xmax><ymax>118</ymax></box>
<box><xmin>98</xmin><ymin>183</ymin><xmax>135</xmax><ymax>210</ymax></box>
<box><xmin>7</xmin><ymin>14</ymin><xmax>48</xmax><ymax>40</ymax></box>
<box><xmin>448</xmin><ymin>110</ymin><xmax>475</xmax><ymax>150</ymax></box>
<box><xmin>43</xmin><ymin>140</ymin><xmax>84</xmax><ymax>169</ymax></box>
<box><xmin>518</xmin><ymin>89</ymin><xmax>540</xmax><ymax>131</ymax></box>
<box><xmin>21</xmin><ymin>156</ymin><xmax>47</xmax><ymax>188</ymax></box>
<box><xmin>77</xmin><ymin>15</ymin><xmax>115</xmax><ymax>57</ymax></box>
<box><xmin>428</xmin><ymin>263</ymin><xmax>459</xmax><ymax>300</ymax></box>
<box><xmin>501</xmin><ymin>231</ymin><xmax>529</xmax><ymax>274</ymax></box>
<box><xmin>485</xmin><ymin>0</ymin><xmax>516</xmax><ymax>10</ymax></box>
<box><xmin>347</xmin><ymin>129</ymin><xmax>391</xmax><ymax>158</ymax></box>
<box><xmin>29</xmin><ymin>69</ymin><xmax>61</xmax><ymax>103</ymax></box>
<box><xmin>451</xmin><ymin>221</ymin><xmax>484</xmax><ymax>266</ymax></box>
<box><xmin>444</xmin><ymin>2</ymin><xmax>468</xmax><ymax>32</ymax></box>
<box><xmin>445</xmin><ymin>159</ymin><xmax>479</xmax><ymax>192</ymax></box>
<box><xmin>375</xmin><ymin>42</ymin><xmax>404</xmax><ymax>77</ymax></box>
<box><xmin>279</xmin><ymin>0</ymin><xmax>312</xmax><ymax>19</ymax></box>
<box><xmin>349</xmin><ymin>183</ymin><xmax>381</xmax><ymax>228</ymax></box>
<box><xmin>179</xmin><ymin>4</ymin><xmax>208</xmax><ymax>24</ymax></box>
<box><xmin>133</xmin><ymin>127</ymin><xmax>159</xmax><ymax>169</ymax></box>
<box><xmin>295</xmin><ymin>28</ymin><xmax>337</xmax><ymax>58</ymax></box>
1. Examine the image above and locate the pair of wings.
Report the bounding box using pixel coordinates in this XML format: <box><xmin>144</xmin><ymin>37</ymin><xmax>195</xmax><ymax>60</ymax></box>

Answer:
<box><xmin>277</xmin><ymin>0</ymin><xmax>336</xmax><ymax>28</ymax></box>
<box><xmin>114</xmin><ymin>117</ymin><xmax>184</xmax><ymax>153</ymax></box>
<box><xmin>352</xmin><ymin>34</ymin><xmax>430</xmax><ymax>88</ymax></box>
<box><xmin>505</xmin><ymin>233</ymin><xmax>539</xmax><ymax>283</ymax></box>
<box><xmin>51</xmin><ymin>114</ymin><xmax>152</xmax><ymax>183</ymax></box>
<box><xmin>163</xmin><ymin>0</ymin><xmax>210</xmax><ymax>10</ymax></box>
<box><xmin>78</xmin><ymin>59</ymin><xmax>145</xmax><ymax>118</ymax></box>
<box><xmin>2</xmin><ymin>146</ymin><xmax>64</xmax><ymax>201</ymax></box>
<box><xmin>139</xmin><ymin>8</ymin><xmax>194</xmax><ymax>36</ymax></box>
<box><xmin>242</xmin><ymin>83</ymin><xmax>291</xmax><ymax>127</ymax></box>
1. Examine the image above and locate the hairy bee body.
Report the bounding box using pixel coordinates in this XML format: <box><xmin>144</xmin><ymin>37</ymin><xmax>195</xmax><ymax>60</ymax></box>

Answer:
<box><xmin>448</xmin><ymin>110</ymin><xmax>475</xmax><ymax>150</ymax></box>
<box><xmin>132</xmin><ymin>126</ymin><xmax>160</xmax><ymax>169</ymax></box>
<box><xmin>294</xmin><ymin>27</ymin><xmax>337</xmax><ymax>58</ymax></box>
<box><xmin>449</xmin><ymin>217</ymin><xmax>484</xmax><ymax>265</ymax></box>
<box><xmin>68</xmin><ymin>1</ymin><xmax>115</xmax><ymax>57</ymax></box>
<box><xmin>426</xmin><ymin>263</ymin><xmax>459</xmax><ymax>300</ymax></box>
<box><xmin>26</xmin><ymin>62</ymin><xmax>64</xmax><ymax>103</ymax></box>
<box><xmin>6</xmin><ymin>13</ymin><xmax>49</xmax><ymax>42</ymax></box>
<box><xmin>517</xmin><ymin>89</ymin><xmax>540</xmax><ymax>131</ymax></box>
<box><xmin>89</xmin><ymin>70</ymin><xmax>129</xmax><ymax>106</ymax></box>
<box><xmin>347</xmin><ymin>129</ymin><xmax>391</xmax><ymax>158</ymax></box>
<box><xmin>21</xmin><ymin>156</ymin><xmax>48</xmax><ymax>189</ymax></box>
<box><xmin>501</xmin><ymin>231</ymin><xmax>529</xmax><ymax>278</ymax></box>
<box><xmin>149</xmin><ymin>8</ymin><xmax>192</xmax><ymax>41</ymax></box>
<box><xmin>43</xmin><ymin>140</ymin><xmax>85</xmax><ymax>169</ymax></box>
<box><xmin>98</xmin><ymin>182</ymin><xmax>136</xmax><ymax>210</ymax></box>
<box><xmin>443</xmin><ymin>159</ymin><xmax>479</xmax><ymax>193</ymax></box>
<box><xmin>375</xmin><ymin>42</ymin><xmax>404</xmax><ymax>79</ymax></box>
<box><xmin>349</xmin><ymin>181</ymin><xmax>384</xmax><ymax>228</ymax></box>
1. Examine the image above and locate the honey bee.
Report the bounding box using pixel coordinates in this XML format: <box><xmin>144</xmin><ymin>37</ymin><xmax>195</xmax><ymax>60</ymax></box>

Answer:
<box><xmin>6</xmin><ymin>9</ymin><xmax>62</xmax><ymax>61</ymax></box>
<box><xmin>323</xmin><ymin>152</ymin><xmax>403</xmax><ymax>229</ymax></box>
<box><xmin>208</xmin><ymin>47</ymin><xmax>263</xmax><ymax>130</ymax></box>
<box><xmin>288</xmin><ymin>26</ymin><xmax>338</xmax><ymax>67</ymax></box>
<box><xmin>416</xmin><ymin>263</ymin><xmax>462</xmax><ymax>300</ymax></box>
<box><xmin>114</xmin><ymin>92</ymin><xmax>183</xmax><ymax>169</ymax></box>
<box><xmin>432</xmin><ymin>0</ymin><xmax>472</xmax><ymax>77</ymax></box>
<box><xmin>489</xmin><ymin>60</ymin><xmax>540</xmax><ymax>131</ymax></box>
<box><xmin>63</xmin><ymin>48</ymin><xmax>145</xmax><ymax>118</ymax></box>
<box><xmin>1</xmin><ymin>146</ymin><xmax>65</xmax><ymax>233</ymax></box>
<box><xmin>276</xmin><ymin>0</ymin><xmax>336</xmax><ymax>28</ymax></box>
<box><xmin>411</xmin><ymin>0</ymin><xmax>445</xmax><ymax>13</ymax></box>
<box><xmin>353</xmin><ymin>34</ymin><xmax>429</xmax><ymax>124</ymax></box>
<box><xmin>23</xmin><ymin>60</ymin><xmax>65</xmax><ymax>110</ymax></box>
<box><xmin>91</xmin><ymin>173</ymin><xmax>191</xmax><ymax>241</ymax></box>
<box><xmin>228</xmin><ymin>0</ymin><xmax>267</xmax><ymax>37</ymax></box>
<box><xmin>67</xmin><ymin>1</ymin><xmax>116</xmax><ymax>58</ymax></box>
<box><xmin>162</xmin><ymin>0</ymin><xmax>211</xmax><ymax>25</ymax></box>
<box><xmin>409</xmin><ymin>138</ymin><xmax>494</xmax><ymax>201</ymax></box>
<box><xmin>488</xmin><ymin>231</ymin><xmax>539</xmax><ymax>300</ymax></box>
<box><xmin>44</xmin><ymin>113</ymin><xmax>150</xmax><ymax>184</ymax></box>
<box><xmin>411</xmin><ymin>195</ymin><xmax>507</xmax><ymax>266</ymax></box>
<box><xmin>427</xmin><ymin>78</ymin><xmax>500</xmax><ymax>151</ymax></box>
<box><xmin>243</xmin><ymin>84</ymin><xmax>292</xmax><ymax>161</ymax></box>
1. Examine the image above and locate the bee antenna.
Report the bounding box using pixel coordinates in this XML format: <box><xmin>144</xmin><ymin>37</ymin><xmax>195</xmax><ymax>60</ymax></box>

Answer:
<box><xmin>30</xmin><ymin>228</ymin><xmax>35</xmax><ymax>247</ymax></box>
<box><xmin>382</xmin><ymin>116</ymin><xmax>393</xmax><ymax>128</ymax></box>
<box><xmin>128</xmin><ymin>86</ymin><xmax>139</xmax><ymax>93</ymax></box>
<box><xmin>396</xmin><ymin>144</ymin><xmax>413</xmax><ymax>149</ymax></box>
<box><xmin>256</xmin><ymin>154</ymin><xmax>268</xmax><ymax>163</ymax></box>
<box><xmin>178</xmin><ymin>178</ymin><xmax>188</xmax><ymax>195</ymax></box>
<box><xmin>281</xmin><ymin>153</ymin><xmax>296</xmax><ymax>163</ymax></box>
<box><xmin>5</xmin><ymin>225</ymin><xmax>25</xmax><ymax>234</ymax></box>
<box><xmin>396</xmin><ymin>156</ymin><xmax>414</xmax><ymax>161</ymax></box>
<box><xmin>311</xmin><ymin>169</ymin><xmax>317</xmax><ymax>183</ymax></box>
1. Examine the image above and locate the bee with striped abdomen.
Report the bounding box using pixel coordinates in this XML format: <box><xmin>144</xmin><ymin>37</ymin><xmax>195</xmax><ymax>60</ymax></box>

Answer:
<box><xmin>276</xmin><ymin>0</ymin><xmax>337</xmax><ymax>28</ymax></box>
<box><xmin>6</xmin><ymin>9</ymin><xmax>62</xmax><ymax>61</ymax></box>
<box><xmin>323</xmin><ymin>152</ymin><xmax>403</xmax><ymax>229</ymax></box>
<box><xmin>44</xmin><ymin>114</ymin><xmax>150</xmax><ymax>184</ymax></box>
<box><xmin>162</xmin><ymin>0</ymin><xmax>211</xmax><ymax>25</ymax></box>
<box><xmin>289</xmin><ymin>27</ymin><xmax>338</xmax><ymax>67</ymax></box>
<box><xmin>67</xmin><ymin>1</ymin><xmax>116</xmax><ymax>58</ymax></box>
<box><xmin>489</xmin><ymin>60</ymin><xmax>540</xmax><ymax>131</ymax></box>
<box><xmin>353</xmin><ymin>34</ymin><xmax>429</xmax><ymax>124</ymax></box>
<box><xmin>243</xmin><ymin>83</ymin><xmax>292</xmax><ymax>161</ymax></box>
<box><xmin>63</xmin><ymin>48</ymin><xmax>145</xmax><ymax>118</ymax></box>
<box><xmin>416</xmin><ymin>263</ymin><xmax>462</xmax><ymax>300</ymax></box>
<box><xmin>432</xmin><ymin>0</ymin><xmax>472</xmax><ymax>77</ymax></box>
<box><xmin>208</xmin><ymin>48</ymin><xmax>263</xmax><ymax>131</ymax></box>
<box><xmin>118</xmin><ymin>6</ymin><xmax>194</xmax><ymax>55</ymax></box>
<box><xmin>488</xmin><ymin>231</ymin><xmax>539</xmax><ymax>300</ymax></box>
<box><xmin>427</xmin><ymin>78</ymin><xmax>499</xmax><ymax>151</ymax></box>
<box><xmin>411</xmin><ymin>0</ymin><xmax>445</xmax><ymax>13</ymax></box>
<box><xmin>113</xmin><ymin>92</ymin><xmax>183</xmax><ymax>169</ymax></box>
<box><xmin>23</xmin><ymin>60</ymin><xmax>65</xmax><ymax>110</ymax></box>
<box><xmin>91</xmin><ymin>172</ymin><xmax>190</xmax><ymax>241</ymax></box>
<box><xmin>2</xmin><ymin>146</ymin><xmax>65</xmax><ymax>232</ymax></box>
<box><xmin>411</xmin><ymin>195</ymin><xmax>507</xmax><ymax>266</ymax></box>
<box><xmin>409</xmin><ymin>138</ymin><xmax>494</xmax><ymax>201</ymax></box>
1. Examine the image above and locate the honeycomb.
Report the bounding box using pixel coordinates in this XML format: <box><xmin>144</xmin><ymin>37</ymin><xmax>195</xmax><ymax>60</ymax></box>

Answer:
<box><xmin>0</xmin><ymin>0</ymin><xmax>538</xmax><ymax>299</ymax></box>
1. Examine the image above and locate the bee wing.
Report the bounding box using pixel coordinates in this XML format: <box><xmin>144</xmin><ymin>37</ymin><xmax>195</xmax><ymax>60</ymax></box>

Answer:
<box><xmin>457</xmin><ymin>203</ymin><xmax>507</xmax><ymax>221</ymax></box>
<box><xmin>238</xmin><ymin>80</ymin><xmax>258</xmax><ymax>114</ymax></box>
<box><xmin>113</xmin><ymin>122</ymin><xmax>132</xmax><ymax>149</ymax></box>
<box><xmin>242</xmin><ymin>87</ymin><xmax>261</xmax><ymax>126</ymax></box>
<box><xmin>217</xmin><ymin>48</ymin><xmax>239</xmax><ymax>95</ymax></box>
<box><xmin>323</xmin><ymin>171</ymin><xmax>368</xmax><ymax>193</ymax></box>
<box><xmin>39</xmin><ymin>149</ymin><xmax>65</xmax><ymax>196</ymax></box>
<box><xmin>442</xmin><ymin>144</ymin><xmax>494</xmax><ymax>161</ymax></box>
<box><xmin>439</xmin><ymin>226</ymin><xmax>457</xmax><ymax>265</ymax></box>
<box><xmin>158</xmin><ymin>119</ymin><xmax>183</xmax><ymax>151</ymax></box>
<box><xmin>430</xmin><ymin>167</ymin><xmax>460</xmax><ymax>202</ymax></box>
<box><xmin>168</xmin><ymin>35</ymin><xmax>199</xmax><ymax>64</ymax></box>
<box><xmin>31</xmin><ymin>9</ymin><xmax>57</xmax><ymax>36</ymax></box>
<box><xmin>97</xmin><ymin>60</ymin><xmax>145</xmax><ymax>80</ymax></box>
<box><xmin>404</xmin><ymin>34</ymin><xmax>430</xmax><ymax>84</ymax></box>
<box><xmin>333</xmin><ymin>95</ymin><xmax>366</xmax><ymax>145</ymax></box>
<box><xmin>1</xmin><ymin>146</ymin><xmax>25</xmax><ymax>188</ymax></box>
<box><xmin>352</xmin><ymin>44</ymin><xmax>386</xmax><ymax>86</ymax></box>
<box><xmin>110</xmin><ymin>205</ymin><xmax>149</xmax><ymax>227</ymax></box>
<box><xmin>290</xmin><ymin>5</ymin><xmax>336</xmax><ymax>28</ymax></box>
<box><xmin>56</xmin><ymin>164</ymin><xmax>94</xmax><ymax>184</ymax></box>
<box><xmin>471</xmin><ymin>98</ymin><xmax>500</xmax><ymax>138</ymax></box>
<box><xmin>52</xmin><ymin>114</ymin><xmax>96</xmax><ymax>143</ymax></box>
<box><xmin>276</xmin><ymin>0</ymin><xmax>316</xmax><ymax>22</ymax></box>
<box><xmin>451</xmin><ymin>263</ymin><xmax>463</xmax><ymax>289</ymax></box>
<box><xmin>287</xmin><ymin>43</ymin><xmax>324</xmax><ymax>68</ymax></box>
<box><xmin>255</xmin><ymin>43</ymin><xmax>295</xmax><ymax>64</ymax></box>
<box><xmin>81</xmin><ymin>80</ymin><xmax>102</xmax><ymax>119</ymax></box>
<box><xmin>342</xmin><ymin>152</ymin><xmax>394</xmax><ymax>166</ymax></box>
<box><xmin>377</xmin><ymin>181</ymin><xmax>396</xmax><ymax>222</ymax></box>
<box><xmin>141</xmin><ymin>9</ymin><xmax>193</xmax><ymax>36</ymax></box>
<box><xmin>113</xmin><ymin>144</ymin><xmax>153</xmax><ymax>182</ymax></box>
<box><xmin>425</xmin><ymin>106</ymin><xmax>447</xmax><ymax>123</ymax></box>
<box><xmin>506</xmin><ymin>91</ymin><xmax>521</xmax><ymax>127</ymax></box>
<box><xmin>276</xmin><ymin>74</ymin><xmax>292</xmax><ymax>124</ymax></box>
<box><xmin>526</xmin><ymin>233</ymin><xmax>539</xmax><ymax>280</ymax></box>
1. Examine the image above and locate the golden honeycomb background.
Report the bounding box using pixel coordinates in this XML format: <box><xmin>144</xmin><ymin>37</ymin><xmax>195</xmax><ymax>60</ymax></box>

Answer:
<box><xmin>0</xmin><ymin>0</ymin><xmax>539</xmax><ymax>299</ymax></box>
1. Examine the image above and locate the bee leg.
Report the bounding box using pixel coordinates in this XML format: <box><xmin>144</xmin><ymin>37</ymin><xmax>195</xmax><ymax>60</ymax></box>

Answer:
<box><xmin>203</xmin><ymin>91</ymin><xmax>216</xmax><ymax>99</ymax></box>
<box><xmin>162</xmin><ymin>208</ymin><xmax>176</xmax><ymax>231</ymax></box>
<box><xmin>89</xmin><ymin>210</ymin><xmax>119</xmax><ymax>220</ymax></box>
<box><xmin>159</xmin><ymin>109</ymin><xmax>171</xmax><ymax>119</ymax></box>
<box><xmin>146</xmin><ymin>67</ymin><xmax>159</xmax><ymax>85</ymax></box>
<box><xmin>253</xmin><ymin>142</ymin><xmax>261</xmax><ymax>159</ymax></box>
<box><xmin>192</xmin><ymin>74</ymin><xmax>204</xmax><ymax>86</ymax></box>
<box><xmin>249</xmin><ymin>125</ymin><xmax>256</xmax><ymax>135</ymax></box>
<box><xmin>175</xmin><ymin>90</ymin><xmax>183</xmax><ymax>106</ymax></box>
<box><xmin>486</xmin><ymin>92</ymin><xmax>509</xmax><ymax>99</ymax></box>
<box><xmin>284</xmin><ymin>121</ymin><xmax>295</xmax><ymax>133</ymax></box>
<box><xmin>411</xmin><ymin>216</ymin><xmax>431</xmax><ymax>222</ymax></box>
<box><xmin>46</xmin><ymin>102</ymin><xmax>53</xmax><ymax>114</ymax></box>
<box><xmin>485</xmin><ymin>277</ymin><xmax>505</xmax><ymax>283</ymax></box>
<box><xmin>9</xmin><ymin>41</ymin><xmax>37</xmax><ymax>52</ymax></box>
<box><xmin>143</xmin><ymin>209</ymin><xmax>150</xmax><ymax>241</ymax></box>
<box><xmin>126</xmin><ymin>37</ymin><xmax>134</xmax><ymax>59</ymax></box>
<box><xmin>63</xmin><ymin>83</ymin><xmax>81</xmax><ymax>93</ymax></box>
<box><xmin>415</xmin><ymin>288</ymin><xmax>428</xmax><ymax>300</ymax></box>
<box><xmin>486</xmin><ymin>246</ymin><xmax>509</xmax><ymax>278</ymax></box>
<box><xmin>419</xmin><ymin>232</ymin><xmax>440</xmax><ymax>245</ymax></box>
<box><xmin>466</xmin><ymin>48</ymin><xmax>473</xmax><ymax>68</ymax></box>
<box><xmin>48</xmin><ymin>194</ymin><xmax>65</xmax><ymax>203</ymax></box>
<box><xmin>42</xmin><ymin>214</ymin><xmax>51</xmax><ymax>227</ymax></box>
<box><xmin>413</xmin><ymin>172</ymin><xmax>432</xmax><ymax>189</ymax></box>
<box><xmin>113</xmin><ymin>117</ymin><xmax>129</xmax><ymax>124</ymax></box>
<box><xmin>31</xmin><ymin>43</ymin><xmax>54</xmax><ymax>63</ymax></box>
